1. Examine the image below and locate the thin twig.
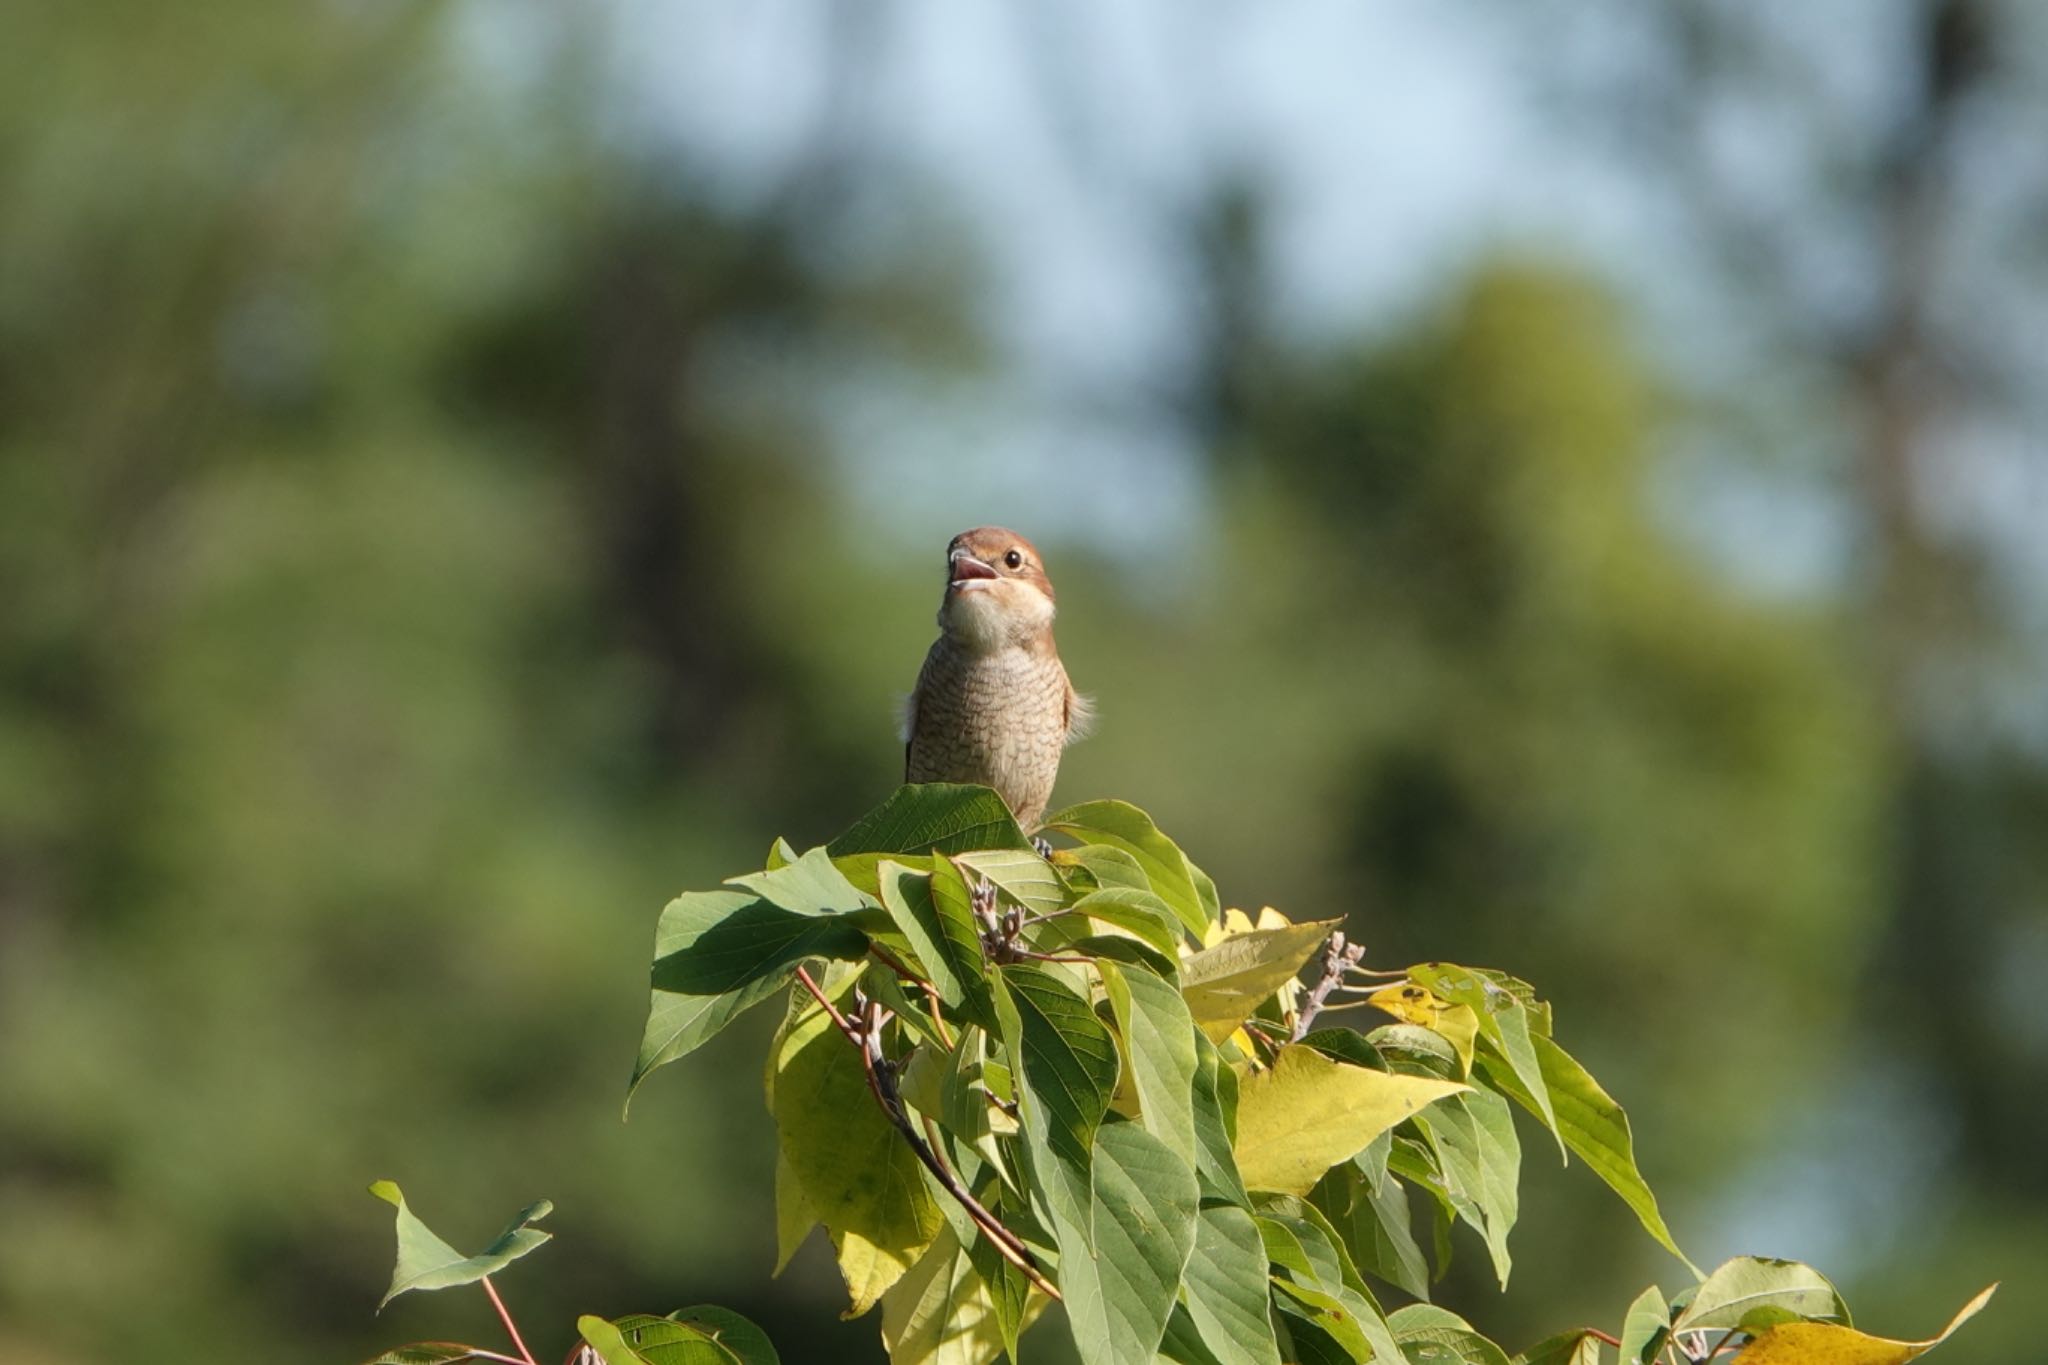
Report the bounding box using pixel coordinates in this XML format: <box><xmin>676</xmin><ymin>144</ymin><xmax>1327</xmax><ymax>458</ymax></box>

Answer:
<box><xmin>855</xmin><ymin>1001</ymin><xmax>1061</xmax><ymax>1300</ymax></box>
<box><xmin>1291</xmin><ymin>931</ymin><xmax>1367</xmax><ymax>1040</ymax></box>
<box><xmin>1584</xmin><ymin>1328</ymin><xmax>1622</xmax><ymax>1348</ymax></box>
<box><xmin>792</xmin><ymin>973</ymin><xmax>1059</xmax><ymax>1300</ymax></box>
<box><xmin>795</xmin><ymin>964</ymin><xmax>857</xmax><ymax>1040</ymax></box>
<box><xmin>480</xmin><ymin>1275</ymin><xmax>539</xmax><ymax>1365</ymax></box>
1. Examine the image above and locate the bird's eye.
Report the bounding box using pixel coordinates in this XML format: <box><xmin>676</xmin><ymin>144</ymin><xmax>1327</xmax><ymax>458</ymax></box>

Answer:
<box><xmin>1004</xmin><ymin>549</ymin><xmax>1024</xmax><ymax>569</ymax></box>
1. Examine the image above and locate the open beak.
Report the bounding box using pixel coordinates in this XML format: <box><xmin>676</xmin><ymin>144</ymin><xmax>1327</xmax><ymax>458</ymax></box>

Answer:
<box><xmin>949</xmin><ymin>552</ymin><xmax>999</xmax><ymax>591</ymax></box>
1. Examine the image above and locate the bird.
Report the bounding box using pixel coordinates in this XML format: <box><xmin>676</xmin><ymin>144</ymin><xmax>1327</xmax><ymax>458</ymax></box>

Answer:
<box><xmin>903</xmin><ymin>526</ymin><xmax>1089</xmax><ymax>831</ymax></box>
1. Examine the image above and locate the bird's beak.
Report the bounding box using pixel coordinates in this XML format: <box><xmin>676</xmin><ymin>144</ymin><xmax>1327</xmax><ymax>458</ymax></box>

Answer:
<box><xmin>949</xmin><ymin>552</ymin><xmax>999</xmax><ymax>591</ymax></box>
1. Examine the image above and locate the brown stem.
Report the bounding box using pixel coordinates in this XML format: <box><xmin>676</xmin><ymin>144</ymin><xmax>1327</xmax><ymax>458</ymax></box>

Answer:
<box><xmin>1584</xmin><ymin>1328</ymin><xmax>1622</xmax><ymax>1348</ymax></box>
<box><xmin>857</xmin><ymin>1001</ymin><xmax>1060</xmax><ymax>1301</ymax></box>
<box><xmin>793</xmin><ymin>969</ymin><xmax>1058</xmax><ymax>1300</ymax></box>
<box><xmin>480</xmin><ymin>1275</ymin><xmax>539</xmax><ymax>1365</ymax></box>
<box><xmin>1291</xmin><ymin>931</ymin><xmax>1366</xmax><ymax>1041</ymax></box>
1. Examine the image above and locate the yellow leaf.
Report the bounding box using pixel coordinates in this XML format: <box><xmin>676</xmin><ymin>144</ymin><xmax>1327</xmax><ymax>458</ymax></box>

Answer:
<box><xmin>773</xmin><ymin>985</ymin><xmax>943</xmax><ymax>1316</ymax></box>
<box><xmin>774</xmin><ymin>1147</ymin><xmax>816</xmax><ymax>1275</ymax></box>
<box><xmin>1733</xmin><ymin>1285</ymin><xmax>1996</xmax><ymax>1365</ymax></box>
<box><xmin>835</xmin><ymin>1227</ymin><xmax>919</xmax><ymax>1320</ymax></box>
<box><xmin>1181</xmin><ymin>919</ymin><xmax>1339</xmax><ymax>1045</ymax></box>
<box><xmin>1232</xmin><ymin>1044</ymin><xmax>1468</xmax><ymax>1196</ymax></box>
<box><xmin>881</xmin><ymin>1224</ymin><xmax>1049</xmax><ymax>1364</ymax></box>
<box><xmin>1367</xmin><ymin>983</ymin><xmax>1478</xmax><ymax>1076</ymax></box>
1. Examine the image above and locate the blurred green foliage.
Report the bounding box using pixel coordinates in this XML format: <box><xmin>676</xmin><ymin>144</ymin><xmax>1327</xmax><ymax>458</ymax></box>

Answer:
<box><xmin>1</xmin><ymin>4</ymin><xmax>2040</xmax><ymax>1363</ymax></box>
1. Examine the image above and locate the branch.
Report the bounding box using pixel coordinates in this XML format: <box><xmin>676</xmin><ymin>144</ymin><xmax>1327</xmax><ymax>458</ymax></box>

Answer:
<box><xmin>792</xmin><ymin>968</ymin><xmax>1059</xmax><ymax>1301</ymax></box>
<box><xmin>1291</xmin><ymin>930</ymin><xmax>1367</xmax><ymax>1041</ymax></box>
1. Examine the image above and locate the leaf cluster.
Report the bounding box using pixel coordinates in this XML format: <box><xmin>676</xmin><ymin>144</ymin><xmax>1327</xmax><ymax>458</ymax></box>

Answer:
<box><xmin>629</xmin><ymin>784</ymin><xmax>1992</xmax><ymax>1365</ymax></box>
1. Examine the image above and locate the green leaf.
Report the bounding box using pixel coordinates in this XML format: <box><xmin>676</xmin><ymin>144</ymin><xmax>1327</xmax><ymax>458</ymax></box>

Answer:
<box><xmin>662</xmin><ymin>1308</ymin><xmax>779</xmax><ymax>1365</ymax></box>
<box><xmin>577</xmin><ymin>1314</ymin><xmax>737</xmax><ymax>1365</ymax></box>
<box><xmin>1617</xmin><ymin>1285</ymin><xmax>1669</xmax><ymax>1364</ymax></box>
<box><xmin>1323</xmin><ymin>1162</ymin><xmax>1430</xmax><ymax>1301</ymax></box>
<box><xmin>1072</xmin><ymin>888</ymin><xmax>1186</xmax><ymax>963</ymax></box>
<box><xmin>1369</xmin><ymin>1024</ymin><xmax>1461</xmax><ymax>1080</ymax></box>
<box><xmin>1191</xmin><ymin>1034</ymin><xmax>1250</xmax><ymax>1208</ymax></box>
<box><xmin>831</xmin><ymin>783</ymin><xmax>1028</xmax><ymax>858</ymax></box>
<box><xmin>1729</xmin><ymin>1283</ymin><xmax>1996</xmax><ymax>1365</ymax></box>
<box><xmin>1671</xmin><ymin>1257</ymin><xmax>1847</xmax><ymax>1335</ymax></box>
<box><xmin>953</xmin><ymin>846</ymin><xmax>1068</xmax><ymax>915</ymax></box>
<box><xmin>1055</xmin><ymin>1121</ymin><xmax>1200</xmax><ymax>1365</ymax></box>
<box><xmin>1414</xmin><ymin>1089</ymin><xmax>1521</xmax><ymax>1289</ymax></box>
<box><xmin>727</xmin><ymin>845</ymin><xmax>874</xmax><ymax>916</ymax></box>
<box><xmin>1233</xmin><ymin>1045</ymin><xmax>1467</xmax><ymax>1196</ymax></box>
<box><xmin>1050</xmin><ymin>844</ymin><xmax>1152</xmax><ymax>894</ymax></box>
<box><xmin>1258</xmin><ymin>1207</ymin><xmax>1405</xmax><ymax>1365</ymax></box>
<box><xmin>1178</xmin><ymin>1201</ymin><xmax>1284</xmax><ymax>1365</ymax></box>
<box><xmin>361</xmin><ymin>1347</ymin><xmax>493</xmax><ymax>1364</ymax></box>
<box><xmin>995</xmin><ymin>965</ymin><xmax>1122</xmax><ymax>1236</ymax></box>
<box><xmin>1297</xmin><ymin>1028</ymin><xmax>1387</xmax><ymax>1071</ymax></box>
<box><xmin>1388</xmin><ymin>1304</ymin><xmax>1511</xmax><ymax>1365</ymax></box>
<box><xmin>1272</xmin><ymin>1279</ymin><xmax>1378</xmax><ymax>1364</ymax></box>
<box><xmin>764</xmin><ymin>837</ymin><xmax>798</xmax><ymax>870</ymax></box>
<box><xmin>1474</xmin><ymin>1034</ymin><xmax>1695</xmax><ymax>1273</ymax></box>
<box><xmin>1409</xmin><ymin>964</ymin><xmax>1557</xmax><ymax>1154</ymax></box>
<box><xmin>629</xmin><ymin>889</ymin><xmax>866</xmax><ymax>1106</ymax></box>
<box><xmin>1511</xmin><ymin>1330</ymin><xmax>1602</xmax><ymax>1365</ymax></box>
<box><xmin>367</xmin><ymin>1183</ymin><xmax>551</xmax><ymax>1310</ymax></box>
<box><xmin>1041</xmin><ymin>800</ymin><xmax>1213</xmax><ymax>937</ymax></box>
<box><xmin>1179</xmin><ymin>920</ymin><xmax>1340</xmax><ymax>1044</ymax></box>
<box><xmin>772</xmin><ymin>980</ymin><xmax>943</xmax><ymax>1315</ymax></box>
<box><xmin>881</xmin><ymin>1223</ymin><xmax>1044</xmax><ymax>1365</ymax></box>
<box><xmin>1101</xmin><ymin>960</ymin><xmax>1199</xmax><ymax>1168</ymax></box>
<box><xmin>879</xmin><ymin>858</ymin><xmax>993</xmax><ymax>1026</ymax></box>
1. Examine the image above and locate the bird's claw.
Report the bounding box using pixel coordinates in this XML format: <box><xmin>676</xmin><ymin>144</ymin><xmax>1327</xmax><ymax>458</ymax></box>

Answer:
<box><xmin>1031</xmin><ymin>835</ymin><xmax>1054</xmax><ymax>860</ymax></box>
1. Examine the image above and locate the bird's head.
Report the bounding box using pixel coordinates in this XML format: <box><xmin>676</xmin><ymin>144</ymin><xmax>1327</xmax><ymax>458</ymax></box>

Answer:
<box><xmin>937</xmin><ymin>526</ymin><xmax>1056</xmax><ymax>650</ymax></box>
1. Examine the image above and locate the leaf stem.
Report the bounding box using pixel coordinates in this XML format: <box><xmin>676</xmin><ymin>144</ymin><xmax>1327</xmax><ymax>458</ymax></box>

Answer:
<box><xmin>479</xmin><ymin>1275</ymin><xmax>539</xmax><ymax>1365</ymax></box>
<box><xmin>793</xmin><ymin>970</ymin><xmax>1060</xmax><ymax>1301</ymax></box>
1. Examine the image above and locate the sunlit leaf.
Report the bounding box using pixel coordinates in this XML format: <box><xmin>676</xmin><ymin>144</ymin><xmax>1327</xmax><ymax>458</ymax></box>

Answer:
<box><xmin>1389</xmin><ymin>1303</ymin><xmax>1512</xmax><ymax>1365</ymax></box>
<box><xmin>1055</xmin><ymin>1121</ymin><xmax>1200</xmax><ymax>1365</ymax></box>
<box><xmin>1409</xmin><ymin>964</ymin><xmax>1556</xmax><ymax>1153</ymax></box>
<box><xmin>662</xmin><ymin>1307</ymin><xmax>780</xmax><ymax>1365</ymax></box>
<box><xmin>367</xmin><ymin>1182</ymin><xmax>551</xmax><ymax>1310</ymax></box>
<box><xmin>1730</xmin><ymin>1284</ymin><xmax>1995</xmax><ymax>1364</ymax></box>
<box><xmin>1414</xmin><ymin>1089</ymin><xmax>1520</xmax><ymax>1288</ymax></box>
<box><xmin>1041</xmin><ymin>799</ymin><xmax>1213</xmax><ymax>937</ymax></box>
<box><xmin>1474</xmin><ymin>1036</ymin><xmax>1695</xmax><ymax>1272</ymax></box>
<box><xmin>577</xmin><ymin>1313</ymin><xmax>736</xmax><ymax>1365</ymax></box>
<box><xmin>361</xmin><ymin>1346</ymin><xmax>492</xmax><ymax>1364</ymax></box>
<box><xmin>953</xmin><ymin>847</ymin><xmax>1067</xmax><ymax>916</ymax></box>
<box><xmin>831</xmin><ymin>784</ymin><xmax>1029</xmax><ymax>858</ymax></box>
<box><xmin>1366</xmin><ymin>983</ymin><xmax>1477</xmax><ymax>1077</ymax></box>
<box><xmin>772</xmin><ymin>981</ymin><xmax>942</xmax><ymax>1315</ymax></box>
<box><xmin>1101</xmin><ymin>960</ymin><xmax>1198</xmax><ymax>1167</ymax></box>
<box><xmin>879</xmin><ymin>858</ymin><xmax>992</xmax><ymax>1026</ymax></box>
<box><xmin>629</xmin><ymin>888</ymin><xmax>866</xmax><ymax>1107</ymax></box>
<box><xmin>1511</xmin><ymin>1329</ymin><xmax>1602</xmax><ymax>1365</ymax></box>
<box><xmin>1179</xmin><ymin>1202</ymin><xmax>1284</xmax><ymax>1365</ymax></box>
<box><xmin>1617</xmin><ymin>1284</ymin><xmax>1669</xmax><ymax>1363</ymax></box>
<box><xmin>881</xmin><ymin>1223</ymin><xmax>1044</xmax><ymax>1365</ymax></box>
<box><xmin>1671</xmin><ymin>1257</ymin><xmax>1847</xmax><ymax>1335</ymax></box>
<box><xmin>993</xmin><ymin>964</ymin><xmax>1119</xmax><ymax>1235</ymax></box>
<box><xmin>1071</xmin><ymin>888</ymin><xmax>1185</xmax><ymax>963</ymax></box>
<box><xmin>1180</xmin><ymin>920</ymin><xmax>1339</xmax><ymax>1045</ymax></box>
<box><xmin>1233</xmin><ymin>1045</ymin><xmax>1467</xmax><ymax>1196</ymax></box>
<box><xmin>727</xmin><ymin>845</ymin><xmax>874</xmax><ymax>917</ymax></box>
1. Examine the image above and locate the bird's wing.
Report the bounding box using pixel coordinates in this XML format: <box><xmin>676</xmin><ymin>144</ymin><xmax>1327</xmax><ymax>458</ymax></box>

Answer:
<box><xmin>1063</xmin><ymin>679</ymin><xmax>1095</xmax><ymax>745</ymax></box>
<box><xmin>901</xmin><ymin>646</ymin><xmax>935</xmax><ymax>779</ymax></box>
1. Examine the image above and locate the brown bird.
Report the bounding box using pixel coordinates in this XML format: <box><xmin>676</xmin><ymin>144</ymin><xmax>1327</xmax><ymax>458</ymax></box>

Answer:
<box><xmin>904</xmin><ymin>526</ymin><xmax>1089</xmax><ymax>830</ymax></box>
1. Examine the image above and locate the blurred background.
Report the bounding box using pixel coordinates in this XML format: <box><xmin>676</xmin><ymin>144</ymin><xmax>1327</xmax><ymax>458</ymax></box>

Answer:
<box><xmin>2</xmin><ymin>1</ymin><xmax>2044</xmax><ymax>1361</ymax></box>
